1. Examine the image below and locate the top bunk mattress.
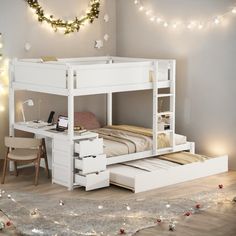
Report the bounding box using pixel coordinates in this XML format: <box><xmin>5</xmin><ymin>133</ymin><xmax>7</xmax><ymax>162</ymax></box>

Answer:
<box><xmin>94</xmin><ymin>125</ymin><xmax>187</xmax><ymax>158</ymax></box>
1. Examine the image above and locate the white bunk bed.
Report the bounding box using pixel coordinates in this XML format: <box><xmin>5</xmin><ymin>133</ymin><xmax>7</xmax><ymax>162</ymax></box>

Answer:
<box><xmin>9</xmin><ymin>56</ymin><xmax>228</xmax><ymax>192</ymax></box>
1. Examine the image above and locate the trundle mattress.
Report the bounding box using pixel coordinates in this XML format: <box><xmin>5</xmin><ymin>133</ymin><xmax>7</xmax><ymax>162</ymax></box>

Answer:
<box><xmin>95</xmin><ymin>125</ymin><xmax>187</xmax><ymax>158</ymax></box>
<box><xmin>108</xmin><ymin>152</ymin><xmax>228</xmax><ymax>193</ymax></box>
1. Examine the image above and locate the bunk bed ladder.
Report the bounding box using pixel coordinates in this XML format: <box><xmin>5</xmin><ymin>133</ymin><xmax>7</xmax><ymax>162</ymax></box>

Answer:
<box><xmin>153</xmin><ymin>60</ymin><xmax>176</xmax><ymax>155</ymax></box>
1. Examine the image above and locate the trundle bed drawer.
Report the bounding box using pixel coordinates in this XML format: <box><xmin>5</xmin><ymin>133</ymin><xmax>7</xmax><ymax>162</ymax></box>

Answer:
<box><xmin>75</xmin><ymin>138</ymin><xmax>103</xmax><ymax>157</ymax></box>
<box><xmin>75</xmin><ymin>154</ymin><xmax>106</xmax><ymax>175</ymax></box>
<box><xmin>108</xmin><ymin>154</ymin><xmax>228</xmax><ymax>193</ymax></box>
<box><xmin>75</xmin><ymin>171</ymin><xmax>110</xmax><ymax>191</ymax></box>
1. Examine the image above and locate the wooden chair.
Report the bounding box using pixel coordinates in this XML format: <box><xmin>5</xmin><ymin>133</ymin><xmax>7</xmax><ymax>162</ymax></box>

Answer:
<box><xmin>1</xmin><ymin>137</ymin><xmax>50</xmax><ymax>186</ymax></box>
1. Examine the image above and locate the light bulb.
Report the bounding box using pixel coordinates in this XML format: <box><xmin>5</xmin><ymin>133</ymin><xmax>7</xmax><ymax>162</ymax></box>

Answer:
<box><xmin>214</xmin><ymin>18</ymin><xmax>220</xmax><ymax>25</ymax></box>
<box><xmin>134</xmin><ymin>0</ymin><xmax>138</xmax><ymax>4</ymax></box>
<box><xmin>139</xmin><ymin>6</ymin><xmax>144</xmax><ymax>11</ymax></box>
<box><xmin>163</xmin><ymin>22</ymin><xmax>168</xmax><ymax>28</ymax></box>
<box><xmin>198</xmin><ymin>24</ymin><xmax>203</xmax><ymax>30</ymax></box>
<box><xmin>0</xmin><ymin>43</ymin><xmax>3</xmax><ymax>49</ymax></box>
<box><xmin>0</xmin><ymin>105</ymin><xmax>5</xmax><ymax>112</ymax></box>
<box><xmin>150</xmin><ymin>16</ymin><xmax>155</xmax><ymax>22</ymax></box>
<box><xmin>156</xmin><ymin>18</ymin><xmax>162</xmax><ymax>23</ymax></box>
<box><xmin>232</xmin><ymin>8</ymin><xmax>236</xmax><ymax>14</ymax></box>
<box><xmin>146</xmin><ymin>10</ymin><xmax>151</xmax><ymax>16</ymax></box>
<box><xmin>172</xmin><ymin>23</ymin><xmax>177</xmax><ymax>29</ymax></box>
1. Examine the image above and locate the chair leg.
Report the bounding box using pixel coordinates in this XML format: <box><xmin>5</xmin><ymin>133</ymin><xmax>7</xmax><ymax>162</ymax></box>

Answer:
<box><xmin>14</xmin><ymin>161</ymin><xmax>18</xmax><ymax>177</ymax></box>
<box><xmin>1</xmin><ymin>158</ymin><xmax>8</xmax><ymax>184</ymax></box>
<box><xmin>42</xmin><ymin>138</ymin><xmax>50</xmax><ymax>178</ymax></box>
<box><xmin>34</xmin><ymin>158</ymin><xmax>41</xmax><ymax>186</ymax></box>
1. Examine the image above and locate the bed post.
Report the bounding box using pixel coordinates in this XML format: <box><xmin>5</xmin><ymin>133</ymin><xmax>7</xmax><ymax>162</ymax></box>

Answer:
<box><xmin>9</xmin><ymin>59</ymin><xmax>16</xmax><ymax>171</ymax></box>
<box><xmin>152</xmin><ymin>61</ymin><xmax>158</xmax><ymax>155</ymax></box>
<box><xmin>67</xmin><ymin>64</ymin><xmax>74</xmax><ymax>190</ymax></box>
<box><xmin>107</xmin><ymin>93</ymin><xmax>112</xmax><ymax>126</ymax></box>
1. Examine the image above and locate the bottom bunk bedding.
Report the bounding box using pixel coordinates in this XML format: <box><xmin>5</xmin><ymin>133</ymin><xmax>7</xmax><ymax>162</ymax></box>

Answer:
<box><xmin>108</xmin><ymin>152</ymin><xmax>228</xmax><ymax>193</ymax></box>
<box><xmin>94</xmin><ymin>125</ymin><xmax>187</xmax><ymax>157</ymax></box>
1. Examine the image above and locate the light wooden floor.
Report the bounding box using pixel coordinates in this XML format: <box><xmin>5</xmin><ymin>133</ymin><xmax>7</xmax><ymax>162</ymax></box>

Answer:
<box><xmin>1</xmin><ymin>166</ymin><xmax>236</xmax><ymax>236</ymax></box>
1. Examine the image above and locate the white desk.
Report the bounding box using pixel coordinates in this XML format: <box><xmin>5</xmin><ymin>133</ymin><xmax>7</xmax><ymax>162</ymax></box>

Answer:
<box><xmin>13</xmin><ymin>122</ymin><xmax>101</xmax><ymax>190</ymax></box>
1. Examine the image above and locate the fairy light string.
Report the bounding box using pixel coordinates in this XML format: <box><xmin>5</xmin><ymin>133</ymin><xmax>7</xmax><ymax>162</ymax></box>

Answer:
<box><xmin>26</xmin><ymin>0</ymin><xmax>100</xmax><ymax>34</ymax></box>
<box><xmin>134</xmin><ymin>0</ymin><xmax>236</xmax><ymax>31</ymax></box>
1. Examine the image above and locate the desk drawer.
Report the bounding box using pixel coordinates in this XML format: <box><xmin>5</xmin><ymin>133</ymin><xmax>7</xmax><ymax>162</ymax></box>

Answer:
<box><xmin>74</xmin><ymin>171</ymin><xmax>109</xmax><ymax>191</ymax></box>
<box><xmin>75</xmin><ymin>154</ymin><xmax>106</xmax><ymax>175</ymax></box>
<box><xmin>75</xmin><ymin>138</ymin><xmax>103</xmax><ymax>157</ymax></box>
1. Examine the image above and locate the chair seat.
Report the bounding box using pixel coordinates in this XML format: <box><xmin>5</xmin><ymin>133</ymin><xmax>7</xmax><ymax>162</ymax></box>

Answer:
<box><xmin>8</xmin><ymin>149</ymin><xmax>39</xmax><ymax>161</ymax></box>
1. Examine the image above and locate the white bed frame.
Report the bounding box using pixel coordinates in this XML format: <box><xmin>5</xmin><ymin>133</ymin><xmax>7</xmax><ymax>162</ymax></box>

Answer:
<box><xmin>10</xmin><ymin>56</ymin><xmax>194</xmax><ymax>162</ymax></box>
<box><xmin>10</xmin><ymin>56</ymin><xmax>225</xmax><ymax>192</ymax></box>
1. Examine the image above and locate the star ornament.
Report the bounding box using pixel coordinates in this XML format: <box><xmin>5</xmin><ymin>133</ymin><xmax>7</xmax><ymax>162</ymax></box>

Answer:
<box><xmin>104</xmin><ymin>14</ymin><xmax>109</xmax><ymax>22</ymax></box>
<box><xmin>94</xmin><ymin>40</ymin><xmax>104</xmax><ymax>49</ymax></box>
<box><xmin>104</xmin><ymin>34</ymin><xmax>109</xmax><ymax>41</ymax></box>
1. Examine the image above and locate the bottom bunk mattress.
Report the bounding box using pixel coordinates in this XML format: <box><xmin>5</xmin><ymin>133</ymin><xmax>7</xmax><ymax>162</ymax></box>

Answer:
<box><xmin>94</xmin><ymin>125</ymin><xmax>187</xmax><ymax>157</ymax></box>
<box><xmin>108</xmin><ymin>152</ymin><xmax>228</xmax><ymax>193</ymax></box>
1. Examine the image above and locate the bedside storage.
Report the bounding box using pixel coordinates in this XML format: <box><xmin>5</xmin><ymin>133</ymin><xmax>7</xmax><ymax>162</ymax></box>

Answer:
<box><xmin>75</xmin><ymin>154</ymin><xmax>107</xmax><ymax>175</ymax></box>
<box><xmin>74</xmin><ymin>171</ymin><xmax>109</xmax><ymax>191</ymax></box>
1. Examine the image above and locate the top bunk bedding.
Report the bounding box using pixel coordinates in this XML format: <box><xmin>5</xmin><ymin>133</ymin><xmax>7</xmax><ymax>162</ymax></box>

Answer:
<box><xmin>11</xmin><ymin>57</ymin><xmax>173</xmax><ymax>95</ymax></box>
<box><xmin>94</xmin><ymin>125</ymin><xmax>187</xmax><ymax>158</ymax></box>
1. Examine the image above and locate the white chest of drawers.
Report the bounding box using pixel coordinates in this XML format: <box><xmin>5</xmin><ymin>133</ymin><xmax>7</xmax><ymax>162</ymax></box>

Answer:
<box><xmin>52</xmin><ymin>131</ymin><xmax>109</xmax><ymax>191</ymax></box>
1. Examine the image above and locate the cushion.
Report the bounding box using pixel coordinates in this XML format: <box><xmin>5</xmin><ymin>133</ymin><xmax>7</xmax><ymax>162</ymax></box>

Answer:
<box><xmin>74</xmin><ymin>112</ymin><xmax>101</xmax><ymax>130</ymax></box>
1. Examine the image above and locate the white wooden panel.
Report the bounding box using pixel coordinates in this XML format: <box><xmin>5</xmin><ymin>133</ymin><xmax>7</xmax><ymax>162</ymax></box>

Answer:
<box><xmin>53</xmin><ymin>139</ymin><xmax>70</xmax><ymax>153</ymax></box>
<box><xmin>75</xmin><ymin>138</ymin><xmax>103</xmax><ymax>157</ymax></box>
<box><xmin>14</xmin><ymin>63</ymin><xmax>67</xmax><ymax>89</ymax></box>
<box><xmin>75</xmin><ymin>154</ymin><xmax>107</xmax><ymax>175</ymax></box>
<box><xmin>53</xmin><ymin>164</ymin><xmax>70</xmax><ymax>187</ymax></box>
<box><xmin>53</xmin><ymin>150</ymin><xmax>70</xmax><ymax>167</ymax></box>
<box><xmin>75</xmin><ymin>63</ymin><xmax>150</xmax><ymax>88</ymax></box>
<box><xmin>74</xmin><ymin>171</ymin><xmax>110</xmax><ymax>191</ymax></box>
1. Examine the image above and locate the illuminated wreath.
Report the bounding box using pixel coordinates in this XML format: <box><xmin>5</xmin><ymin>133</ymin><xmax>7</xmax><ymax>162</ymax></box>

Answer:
<box><xmin>26</xmin><ymin>0</ymin><xmax>100</xmax><ymax>34</ymax></box>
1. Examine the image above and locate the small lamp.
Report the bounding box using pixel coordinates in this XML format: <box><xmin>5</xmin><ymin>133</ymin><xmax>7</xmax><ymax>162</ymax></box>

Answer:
<box><xmin>21</xmin><ymin>99</ymin><xmax>34</xmax><ymax>123</ymax></box>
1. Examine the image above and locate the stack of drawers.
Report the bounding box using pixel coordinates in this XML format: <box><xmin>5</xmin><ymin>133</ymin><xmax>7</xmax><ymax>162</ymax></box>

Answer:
<box><xmin>74</xmin><ymin>135</ymin><xmax>109</xmax><ymax>191</ymax></box>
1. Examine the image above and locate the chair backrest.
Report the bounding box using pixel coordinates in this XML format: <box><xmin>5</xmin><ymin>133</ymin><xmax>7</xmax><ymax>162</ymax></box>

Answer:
<box><xmin>5</xmin><ymin>137</ymin><xmax>42</xmax><ymax>149</ymax></box>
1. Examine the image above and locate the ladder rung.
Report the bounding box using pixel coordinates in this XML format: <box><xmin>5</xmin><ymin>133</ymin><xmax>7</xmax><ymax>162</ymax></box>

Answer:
<box><xmin>157</xmin><ymin>130</ymin><xmax>173</xmax><ymax>134</ymax></box>
<box><xmin>158</xmin><ymin>112</ymin><xmax>173</xmax><ymax>116</ymax></box>
<box><xmin>157</xmin><ymin>94</ymin><xmax>174</xmax><ymax>98</ymax></box>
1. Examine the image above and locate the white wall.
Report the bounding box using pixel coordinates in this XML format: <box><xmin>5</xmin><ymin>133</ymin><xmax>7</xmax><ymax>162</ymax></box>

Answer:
<box><xmin>115</xmin><ymin>0</ymin><xmax>236</xmax><ymax>169</ymax></box>
<box><xmin>0</xmin><ymin>0</ymin><xmax>116</xmax><ymax>157</ymax></box>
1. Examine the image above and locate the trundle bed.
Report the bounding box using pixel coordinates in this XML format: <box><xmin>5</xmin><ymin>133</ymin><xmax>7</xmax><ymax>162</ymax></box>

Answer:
<box><xmin>9</xmin><ymin>56</ymin><xmax>228</xmax><ymax>192</ymax></box>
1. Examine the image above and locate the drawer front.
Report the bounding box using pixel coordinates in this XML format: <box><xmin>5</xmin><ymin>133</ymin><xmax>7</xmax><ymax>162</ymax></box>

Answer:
<box><xmin>74</xmin><ymin>171</ymin><xmax>109</xmax><ymax>191</ymax></box>
<box><xmin>75</xmin><ymin>138</ymin><xmax>103</xmax><ymax>157</ymax></box>
<box><xmin>53</xmin><ymin>139</ymin><xmax>70</xmax><ymax>153</ymax></box>
<box><xmin>53</xmin><ymin>164</ymin><xmax>70</xmax><ymax>187</ymax></box>
<box><xmin>53</xmin><ymin>150</ymin><xmax>70</xmax><ymax>167</ymax></box>
<box><xmin>75</xmin><ymin>154</ymin><xmax>107</xmax><ymax>175</ymax></box>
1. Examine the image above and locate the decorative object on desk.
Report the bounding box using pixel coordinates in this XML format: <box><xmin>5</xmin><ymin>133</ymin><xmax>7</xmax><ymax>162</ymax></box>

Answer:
<box><xmin>26</xmin><ymin>0</ymin><xmax>100</xmax><ymax>34</ymax></box>
<box><xmin>0</xmin><ymin>188</ymin><xmax>236</xmax><ymax>236</ymax></box>
<box><xmin>21</xmin><ymin>99</ymin><xmax>34</xmax><ymax>123</ymax></box>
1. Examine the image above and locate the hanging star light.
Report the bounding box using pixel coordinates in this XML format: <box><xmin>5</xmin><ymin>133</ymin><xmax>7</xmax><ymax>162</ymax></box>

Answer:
<box><xmin>26</xmin><ymin>0</ymin><xmax>100</xmax><ymax>34</ymax></box>
<box><xmin>133</xmin><ymin>0</ymin><xmax>236</xmax><ymax>31</ymax></box>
